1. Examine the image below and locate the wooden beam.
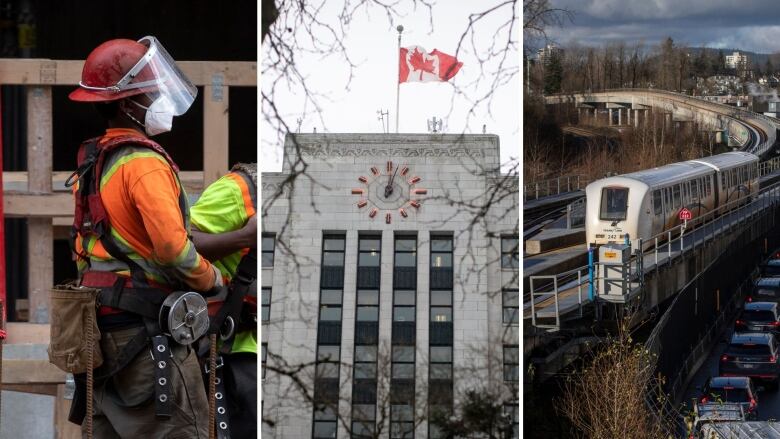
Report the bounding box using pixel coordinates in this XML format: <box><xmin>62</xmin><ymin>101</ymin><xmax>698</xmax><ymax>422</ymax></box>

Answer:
<box><xmin>0</xmin><ymin>59</ymin><xmax>257</xmax><ymax>86</ymax></box>
<box><xmin>203</xmin><ymin>82</ymin><xmax>230</xmax><ymax>186</ymax></box>
<box><xmin>2</xmin><ymin>170</ymin><xmax>206</xmax><ymax>193</ymax></box>
<box><xmin>5</xmin><ymin>193</ymin><xmax>72</xmax><ymax>217</ymax></box>
<box><xmin>2</xmin><ymin>359</ymin><xmax>66</xmax><ymax>384</ymax></box>
<box><xmin>2</xmin><ymin>383</ymin><xmax>58</xmax><ymax>396</ymax></box>
<box><xmin>26</xmin><ymin>86</ymin><xmax>53</xmax><ymax>324</ymax></box>
<box><xmin>55</xmin><ymin>384</ymin><xmax>81</xmax><ymax>439</ymax></box>
<box><xmin>5</xmin><ymin>322</ymin><xmax>49</xmax><ymax>344</ymax></box>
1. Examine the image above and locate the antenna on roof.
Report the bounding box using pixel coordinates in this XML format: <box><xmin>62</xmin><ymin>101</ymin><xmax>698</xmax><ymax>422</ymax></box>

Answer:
<box><xmin>377</xmin><ymin>109</ymin><xmax>389</xmax><ymax>133</ymax></box>
<box><xmin>482</xmin><ymin>124</ymin><xmax>487</xmax><ymax>134</ymax></box>
<box><xmin>296</xmin><ymin>118</ymin><xmax>303</xmax><ymax>133</ymax></box>
<box><xmin>427</xmin><ymin>116</ymin><xmax>443</xmax><ymax>133</ymax></box>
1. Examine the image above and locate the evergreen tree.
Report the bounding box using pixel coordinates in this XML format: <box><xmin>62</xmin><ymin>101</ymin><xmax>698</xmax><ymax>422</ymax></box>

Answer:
<box><xmin>544</xmin><ymin>51</ymin><xmax>563</xmax><ymax>94</ymax></box>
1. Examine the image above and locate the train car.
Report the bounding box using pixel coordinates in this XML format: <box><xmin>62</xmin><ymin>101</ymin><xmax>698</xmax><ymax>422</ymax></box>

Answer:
<box><xmin>585</xmin><ymin>152</ymin><xmax>759</xmax><ymax>248</ymax></box>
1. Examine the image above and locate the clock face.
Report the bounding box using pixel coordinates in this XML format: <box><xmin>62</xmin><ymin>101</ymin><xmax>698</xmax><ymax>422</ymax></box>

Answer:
<box><xmin>352</xmin><ymin>161</ymin><xmax>426</xmax><ymax>223</ymax></box>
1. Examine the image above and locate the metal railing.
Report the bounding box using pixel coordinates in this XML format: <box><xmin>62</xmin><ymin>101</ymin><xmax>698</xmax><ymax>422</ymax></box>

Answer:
<box><xmin>760</xmin><ymin>156</ymin><xmax>780</xmax><ymax>176</ymax></box>
<box><xmin>527</xmin><ymin>266</ymin><xmax>589</xmax><ymax>331</ymax></box>
<box><xmin>523</xmin><ymin>175</ymin><xmax>587</xmax><ymax>201</ymax></box>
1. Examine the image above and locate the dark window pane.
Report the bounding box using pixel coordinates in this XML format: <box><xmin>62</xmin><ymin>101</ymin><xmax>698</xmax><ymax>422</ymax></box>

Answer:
<box><xmin>503</xmin><ymin>308</ymin><xmax>519</xmax><ymax>324</ymax></box>
<box><xmin>391</xmin><ymin>421</ymin><xmax>414</xmax><ymax>438</ymax></box>
<box><xmin>355</xmin><ymin>362</ymin><xmax>377</xmax><ymax>379</ymax></box>
<box><xmin>357</xmin><ymin>289</ymin><xmax>379</xmax><ymax>305</ymax></box>
<box><xmin>352</xmin><ymin>421</ymin><xmax>375</xmax><ymax>437</ymax></box>
<box><xmin>431</xmin><ymin>239</ymin><xmax>452</xmax><ymax>251</ymax></box>
<box><xmin>262</xmin><ymin>236</ymin><xmax>275</xmax><ymax>251</ymax></box>
<box><xmin>430</xmin><ymin>346</ymin><xmax>451</xmax><ymax>363</ymax></box>
<box><xmin>321</xmin><ymin>289</ymin><xmax>342</xmax><ymax>305</ymax></box>
<box><xmin>320</xmin><ymin>306</ymin><xmax>342</xmax><ymax>321</ymax></box>
<box><xmin>261</xmin><ymin>288</ymin><xmax>271</xmax><ymax>305</ymax></box>
<box><xmin>394</xmin><ymin>290</ymin><xmax>415</xmax><ymax>305</ymax></box>
<box><xmin>431</xmin><ymin>253</ymin><xmax>452</xmax><ymax>268</ymax></box>
<box><xmin>315</xmin><ymin>405</ymin><xmax>337</xmax><ymax>420</ymax></box>
<box><xmin>355</xmin><ymin>322</ymin><xmax>379</xmax><ymax>345</ymax></box>
<box><xmin>392</xmin><ymin>321</ymin><xmax>416</xmax><ymax>345</ymax></box>
<box><xmin>431</xmin><ymin>307</ymin><xmax>452</xmax><ymax>322</ymax></box>
<box><xmin>355</xmin><ymin>345</ymin><xmax>377</xmax><ymax>362</ymax></box>
<box><xmin>504</xmin><ymin>365</ymin><xmax>519</xmax><ymax>381</ymax></box>
<box><xmin>395</xmin><ymin>239</ymin><xmax>417</xmax><ymax>252</ymax></box>
<box><xmin>501</xmin><ymin>237</ymin><xmax>518</xmax><ymax>253</ymax></box>
<box><xmin>502</xmin><ymin>254</ymin><xmax>520</xmax><ymax>269</ymax></box>
<box><xmin>313</xmin><ymin>421</ymin><xmax>337</xmax><ymax>438</ymax></box>
<box><xmin>357</xmin><ymin>306</ymin><xmax>379</xmax><ymax>321</ymax></box>
<box><xmin>261</xmin><ymin>306</ymin><xmax>270</xmax><ymax>322</ymax></box>
<box><xmin>393</xmin><ymin>307</ymin><xmax>415</xmax><ymax>322</ymax></box>
<box><xmin>504</xmin><ymin>346</ymin><xmax>519</xmax><ymax>364</ymax></box>
<box><xmin>503</xmin><ymin>289</ymin><xmax>519</xmax><ymax>307</ymax></box>
<box><xmin>352</xmin><ymin>404</ymin><xmax>376</xmax><ymax>421</ymax></box>
<box><xmin>261</xmin><ymin>344</ymin><xmax>267</xmax><ymax>361</ymax></box>
<box><xmin>323</xmin><ymin>252</ymin><xmax>344</xmax><ymax>267</ymax></box>
<box><xmin>359</xmin><ymin>252</ymin><xmax>381</xmax><ymax>267</ymax></box>
<box><xmin>318</xmin><ymin>322</ymin><xmax>342</xmax><ymax>344</ymax></box>
<box><xmin>353</xmin><ymin>379</ymin><xmax>378</xmax><ymax>403</ymax></box>
<box><xmin>391</xmin><ymin>404</ymin><xmax>414</xmax><ymax>421</ymax></box>
<box><xmin>360</xmin><ymin>239</ymin><xmax>381</xmax><ymax>252</ymax></box>
<box><xmin>317</xmin><ymin>362</ymin><xmax>339</xmax><ymax>379</ymax></box>
<box><xmin>392</xmin><ymin>363</ymin><xmax>415</xmax><ymax>379</ymax></box>
<box><xmin>261</xmin><ymin>252</ymin><xmax>274</xmax><ymax>268</ymax></box>
<box><xmin>431</xmin><ymin>290</ymin><xmax>452</xmax><ymax>306</ymax></box>
<box><xmin>395</xmin><ymin>252</ymin><xmax>416</xmax><ymax>267</ymax></box>
<box><xmin>393</xmin><ymin>346</ymin><xmax>414</xmax><ymax>362</ymax></box>
<box><xmin>430</xmin><ymin>363</ymin><xmax>452</xmax><ymax>379</ymax></box>
<box><xmin>323</xmin><ymin>238</ymin><xmax>345</xmax><ymax>251</ymax></box>
<box><xmin>318</xmin><ymin>346</ymin><xmax>340</xmax><ymax>362</ymax></box>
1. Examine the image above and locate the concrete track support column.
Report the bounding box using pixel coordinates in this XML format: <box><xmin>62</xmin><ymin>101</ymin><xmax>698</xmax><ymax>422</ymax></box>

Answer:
<box><xmin>609</xmin><ymin>108</ymin><xmax>613</xmax><ymax>126</ymax></box>
<box><xmin>634</xmin><ymin>109</ymin><xmax>640</xmax><ymax>128</ymax></box>
<box><xmin>618</xmin><ymin>108</ymin><xmax>622</xmax><ymax>126</ymax></box>
<box><xmin>627</xmin><ymin>108</ymin><xmax>631</xmax><ymax>126</ymax></box>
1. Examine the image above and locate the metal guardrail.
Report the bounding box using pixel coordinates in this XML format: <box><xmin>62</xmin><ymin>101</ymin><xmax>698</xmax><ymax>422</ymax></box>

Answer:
<box><xmin>523</xmin><ymin>175</ymin><xmax>587</xmax><ymax>201</ymax></box>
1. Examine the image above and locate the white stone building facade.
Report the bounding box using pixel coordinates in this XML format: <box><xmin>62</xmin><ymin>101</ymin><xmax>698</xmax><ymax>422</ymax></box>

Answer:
<box><xmin>261</xmin><ymin>134</ymin><xmax>519</xmax><ymax>439</ymax></box>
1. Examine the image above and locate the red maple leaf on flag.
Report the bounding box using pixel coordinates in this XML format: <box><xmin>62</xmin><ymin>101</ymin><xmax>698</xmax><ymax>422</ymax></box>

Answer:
<box><xmin>409</xmin><ymin>49</ymin><xmax>435</xmax><ymax>73</ymax></box>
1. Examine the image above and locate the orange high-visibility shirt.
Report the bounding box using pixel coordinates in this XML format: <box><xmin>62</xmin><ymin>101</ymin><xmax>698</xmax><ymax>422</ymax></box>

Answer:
<box><xmin>75</xmin><ymin>128</ymin><xmax>216</xmax><ymax>292</ymax></box>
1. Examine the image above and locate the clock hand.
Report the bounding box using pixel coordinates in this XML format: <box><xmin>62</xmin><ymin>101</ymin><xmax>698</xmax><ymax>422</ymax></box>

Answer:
<box><xmin>385</xmin><ymin>166</ymin><xmax>399</xmax><ymax>198</ymax></box>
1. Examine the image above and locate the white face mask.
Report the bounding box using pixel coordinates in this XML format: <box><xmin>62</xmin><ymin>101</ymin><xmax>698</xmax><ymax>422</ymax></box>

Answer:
<box><xmin>126</xmin><ymin>95</ymin><xmax>175</xmax><ymax>136</ymax></box>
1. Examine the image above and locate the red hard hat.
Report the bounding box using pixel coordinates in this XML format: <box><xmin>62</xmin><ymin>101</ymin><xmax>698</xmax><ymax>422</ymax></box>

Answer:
<box><xmin>69</xmin><ymin>39</ymin><xmax>156</xmax><ymax>102</ymax></box>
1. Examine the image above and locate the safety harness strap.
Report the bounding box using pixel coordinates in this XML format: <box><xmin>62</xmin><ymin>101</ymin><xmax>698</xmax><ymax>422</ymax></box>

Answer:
<box><xmin>208</xmin><ymin>249</ymin><xmax>257</xmax><ymax>336</ymax></box>
<box><xmin>213</xmin><ymin>361</ymin><xmax>230</xmax><ymax>438</ymax></box>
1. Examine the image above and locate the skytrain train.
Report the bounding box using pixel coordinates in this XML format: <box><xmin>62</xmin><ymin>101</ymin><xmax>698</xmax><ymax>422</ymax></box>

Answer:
<box><xmin>585</xmin><ymin>151</ymin><xmax>760</xmax><ymax>248</ymax></box>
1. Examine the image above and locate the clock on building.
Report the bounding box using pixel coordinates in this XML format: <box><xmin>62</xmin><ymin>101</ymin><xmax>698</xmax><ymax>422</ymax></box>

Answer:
<box><xmin>352</xmin><ymin>161</ymin><xmax>427</xmax><ymax>223</ymax></box>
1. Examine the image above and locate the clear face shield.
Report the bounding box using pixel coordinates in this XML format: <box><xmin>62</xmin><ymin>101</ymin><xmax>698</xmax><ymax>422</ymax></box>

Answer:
<box><xmin>78</xmin><ymin>36</ymin><xmax>197</xmax><ymax>135</ymax></box>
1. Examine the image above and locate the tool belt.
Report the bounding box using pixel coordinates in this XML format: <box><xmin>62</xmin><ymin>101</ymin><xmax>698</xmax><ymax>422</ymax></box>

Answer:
<box><xmin>63</xmin><ymin>271</ymin><xmax>208</xmax><ymax>425</ymax></box>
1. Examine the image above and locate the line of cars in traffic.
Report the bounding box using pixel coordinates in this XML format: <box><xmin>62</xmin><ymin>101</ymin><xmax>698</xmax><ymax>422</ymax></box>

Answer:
<box><xmin>691</xmin><ymin>252</ymin><xmax>780</xmax><ymax>437</ymax></box>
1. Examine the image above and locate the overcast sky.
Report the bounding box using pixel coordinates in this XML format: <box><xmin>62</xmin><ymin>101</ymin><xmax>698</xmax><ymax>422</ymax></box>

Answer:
<box><xmin>547</xmin><ymin>0</ymin><xmax>780</xmax><ymax>53</ymax></box>
<box><xmin>261</xmin><ymin>2</ymin><xmax>518</xmax><ymax>172</ymax></box>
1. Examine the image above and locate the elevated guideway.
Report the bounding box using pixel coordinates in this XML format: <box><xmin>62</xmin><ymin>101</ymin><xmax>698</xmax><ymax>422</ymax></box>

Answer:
<box><xmin>546</xmin><ymin>89</ymin><xmax>779</xmax><ymax>158</ymax></box>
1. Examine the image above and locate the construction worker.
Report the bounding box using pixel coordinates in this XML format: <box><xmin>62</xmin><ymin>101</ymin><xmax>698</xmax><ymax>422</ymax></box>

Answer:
<box><xmin>190</xmin><ymin>163</ymin><xmax>257</xmax><ymax>438</ymax></box>
<box><xmin>65</xmin><ymin>37</ymin><xmax>220</xmax><ymax>438</ymax></box>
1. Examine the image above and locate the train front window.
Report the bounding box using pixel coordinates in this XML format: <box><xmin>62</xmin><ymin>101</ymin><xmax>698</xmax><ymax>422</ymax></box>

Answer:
<box><xmin>600</xmin><ymin>187</ymin><xmax>629</xmax><ymax>221</ymax></box>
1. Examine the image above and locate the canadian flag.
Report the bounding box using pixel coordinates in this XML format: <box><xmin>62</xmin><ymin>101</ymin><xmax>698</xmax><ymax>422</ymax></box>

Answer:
<box><xmin>399</xmin><ymin>46</ymin><xmax>463</xmax><ymax>83</ymax></box>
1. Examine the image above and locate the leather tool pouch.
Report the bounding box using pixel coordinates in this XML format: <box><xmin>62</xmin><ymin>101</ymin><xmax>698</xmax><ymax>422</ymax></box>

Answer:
<box><xmin>47</xmin><ymin>283</ymin><xmax>104</xmax><ymax>373</ymax></box>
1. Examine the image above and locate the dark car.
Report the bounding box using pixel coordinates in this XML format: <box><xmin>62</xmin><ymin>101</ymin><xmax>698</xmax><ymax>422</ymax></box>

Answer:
<box><xmin>747</xmin><ymin>278</ymin><xmax>780</xmax><ymax>304</ymax></box>
<box><xmin>720</xmin><ymin>332</ymin><xmax>780</xmax><ymax>385</ymax></box>
<box><xmin>699</xmin><ymin>376</ymin><xmax>759</xmax><ymax>420</ymax></box>
<box><xmin>761</xmin><ymin>259</ymin><xmax>780</xmax><ymax>278</ymax></box>
<box><xmin>735</xmin><ymin>302</ymin><xmax>780</xmax><ymax>333</ymax></box>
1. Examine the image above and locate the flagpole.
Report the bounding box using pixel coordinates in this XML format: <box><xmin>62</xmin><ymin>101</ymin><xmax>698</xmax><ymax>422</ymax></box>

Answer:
<box><xmin>395</xmin><ymin>24</ymin><xmax>403</xmax><ymax>133</ymax></box>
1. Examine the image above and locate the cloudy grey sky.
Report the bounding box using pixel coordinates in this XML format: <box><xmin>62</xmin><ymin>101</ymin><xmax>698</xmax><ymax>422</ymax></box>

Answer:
<box><xmin>262</xmin><ymin>2</ymin><xmax>518</xmax><ymax>172</ymax></box>
<box><xmin>547</xmin><ymin>0</ymin><xmax>780</xmax><ymax>53</ymax></box>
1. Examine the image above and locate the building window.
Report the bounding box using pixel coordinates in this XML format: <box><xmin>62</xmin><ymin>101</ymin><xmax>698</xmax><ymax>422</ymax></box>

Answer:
<box><xmin>502</xmin><ymin>288</ymin><xmax>519</xmax><ymax>325</ymax></box>
<box><xmin>314</xmin><ymin>234</ymin><xmax>346</xmax><ymax>438</ymax></box>
<box><xmin>391</xmin><ymin>235</ymin><xmax>417</xmax><ymax>438</ymax></box>
<box><xmin>262</xmin><ymin>233</ymin><xmax>276</xmax><ymax>268</ymax></box>
<box><xmin>504</xmin><ymin>403</ymin><xmax>519</xmax><ymax>439</ymax></box>
<box><xmin>261</xmin><ymin>343</ymin><xmax>267</xmax><ymax>379</ymax></box>
<box><xmin>501</xmin><ymin>236</ymin><xmax>519</xmax><ymax>269</ymax></box>
<box><xmin>353</xmin><ymin>235</ymin><xmax>382</xmax><ymax>438</ymax></box>
<box><xmin>429</xmin><ymin>236</ymin><xmax>453</xmax><ymax>438</ymax></box>
<box><xmin>503</xmin><ymin>345</ymin><xmax>519</xmax><ymax>382</ymax></box>
<box><xmin>261</xmin><ymin>287</ymin><xmax>271</xmax><ymax>322</ymax></box>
